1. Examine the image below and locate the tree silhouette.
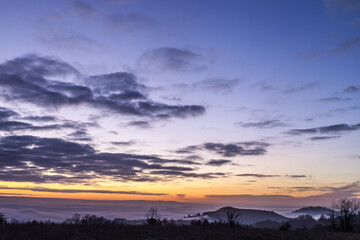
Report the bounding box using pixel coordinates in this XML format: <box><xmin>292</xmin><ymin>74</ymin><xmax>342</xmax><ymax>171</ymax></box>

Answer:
<box><xmin>329</xmin><ymin>199</ymin><xmax>360</xmax><ymax>232</ymax></box>
<box><xmin>223</xmin><ymin>207</ymin><xmax>241</xmax><ymax>228</ymax></box>
<box><xmin>0</xmin><ymin>213</ymin><xmax>6</xmax><ymax>224</ymax></box>
<box><xmin>146</xmin><ymin>207</ymin><xmax>160</xmax><ymax>225</ymax></box>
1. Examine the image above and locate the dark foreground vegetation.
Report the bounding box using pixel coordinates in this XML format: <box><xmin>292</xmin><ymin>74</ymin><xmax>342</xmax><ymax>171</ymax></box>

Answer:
<box><xmin>0</xmin><ymin>199</ymin><xmax>359</xmax><ymax>240</ymax></box>
<box><xmin>1</xmin><ymin>222</ymin><xmax>360</xmax><ymax>240</ymax></box>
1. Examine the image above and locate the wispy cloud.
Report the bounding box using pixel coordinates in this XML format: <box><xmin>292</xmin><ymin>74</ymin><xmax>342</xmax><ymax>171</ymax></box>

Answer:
<box><xmin>138</xmin><ymin>47</ymin><xmax>208</xmax><ymax>72</ymax></box>
<box><xmin>283</xmin><ymin>82</ymin><xmax>318</xmax><ymax>94</ymax></box>
<box><xmin>236</xmin><ymin>120</ymin><xmax>288</xmax><ymax>129</ymax></box>
<box><xmin>330</xmin><ymin>34</ymin><xmax>360</xmax><ymax>54</ymax></box>
<box><xmin>287</xmin><ymin>123</ymin><xmax>360</xmax><ymax>135</ymax></box>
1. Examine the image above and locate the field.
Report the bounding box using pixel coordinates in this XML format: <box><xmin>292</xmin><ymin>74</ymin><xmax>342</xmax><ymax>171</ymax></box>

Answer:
<box><xmin>1</xmin><ymin>223</ymin><xmax>360</xmax><ymax>240</ymax></box>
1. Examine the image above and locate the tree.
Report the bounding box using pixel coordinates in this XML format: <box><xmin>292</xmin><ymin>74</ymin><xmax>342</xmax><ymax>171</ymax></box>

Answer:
<box><xmin>330</xmin><ymin>199</ymin><xmax>360</xmax><ymax>232</ymax></box>
<box><xmin>0</xmin><ymin>213</ymin><xmax>5</xmax><ymax>224</ymax></box>
<box><xmin>146</xmin><ymin>207</ymin><xmax>160</xmax><ymax>225</ymax></box>
<box><xmin>223</xmin><ymin>207</ymin><xmax>241</xmax><ymax>228</ymax></box>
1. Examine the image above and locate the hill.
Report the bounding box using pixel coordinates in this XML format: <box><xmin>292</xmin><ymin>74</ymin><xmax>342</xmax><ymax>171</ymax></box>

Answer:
<box><xmin>292</xmin><ymin>206</ymin><xmax>331</xmax><ymax>216</ymax></box>
<box><xmin>203</xmin><ymin>207</ymin><xmax>288</xmax><ymax>225</ymax></box>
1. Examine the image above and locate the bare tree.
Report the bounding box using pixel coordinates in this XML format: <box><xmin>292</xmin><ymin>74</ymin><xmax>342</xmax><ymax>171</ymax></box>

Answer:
<box><xmin>0</xmin><ymin>213</ymin><xmax>5</xmax><ymax>224</ymax></box>
<box><xmin>330</xmin><ymin>199</ymin><xmax>360</xmax><ymax>232</ymax></box>
<box><xmin>223</xmin><ymin>206</ymin><xmax>241</xmax><ymax>228</ymax></box>
<box><xmin>146</xmin><ymin>206</ymin><xmax>160</xmax><ymax>225</ymax></box>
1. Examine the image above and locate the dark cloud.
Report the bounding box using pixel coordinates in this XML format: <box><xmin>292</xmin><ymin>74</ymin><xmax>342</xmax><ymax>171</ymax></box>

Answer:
<box><xmin>203</xmin><ymin>142</ymin><xmax>269</xmax><ymax>157</ymax></box>
<box><xmin>0</xmin><ymin>186</ymin><xmax>166</xmax><ymax>196</ymax></box>
<box><xmin>139</xmin><ymin>47</ymin><xmax>207</xmax><ymax>72</ymax></box>
<box><xmin>287</xmin><ymin>123</ymin><xmax>360</xmax><ymax>135</ymax></box>
<box><xmin>330</xmin><ymin>34</ymin><xmax>360</xmax><ymax>53</ymax></box>
<box><xmin>22</xmin><ymin>116</ymin><xmax>57</xmax><ymax>122</ymax></box>
<box><xmin>236</xmin><ymin>120</ymin><xmax>288</xmax><ymax>129</ymax></box>
<box><xmin>0</xmin><ymin>135</ymin><xmax>222</xmax><ymax>183</ymax></box>
<box><xmin>0</xmin><ymin>120</ymin><xmax>82</xmax><ymax>132</ymax></box>
<box><xmin>127</xmin><ymin>121</ymin><xmax>151</xmax><ymax>128</ymax></box>
<box><xmin>309</xmin><ymin>136</ymin><xmax>340</xmax><ymax>141</ymax></box>
<box><xmin>0</xmin><ymin>55</ymin><xmax>205</xmax><ymax>120</ymax></box>
<box><xmin>206</xmin><ymin>159</ymin><xmax>232</xmax><ymax>166</ymax></box>
<box><xmin>283</xmin><ymin>82</ymin><xmax>318</xmax><ymax>94</ymax></box>
<box><xmin>178</xmin><ymin>142</ymin><xmax>269</xmax><ymax>157</ymax></box>
<box><xmin>285</xmin><ymin>175</ymin><xmax>307</xmax><ymax>178</ymax></box>
<box><xmin>0</xmin><ymin>108</ymin><xmax>93</xmax><ymax>133</ymax></box>
<box><xmin>343</xmin><ymin>85</ymin><xmax>360</xmax><ymax>93</ymax></box>
<box><xmin>0</xmin><ymin>107</ymin><xmax>18</xmax><ymax>120</ymax></box>
<box><xmin>236</xmin><ymin>174</ymin><xmax>281</xmax><ymax>178</ymax></box>
<box><xmin>111</xmin><ymin>140</ymin><xmax>135</xmax><ymax>146</ymax></box>
<box><xmin>67</xmin><ymin>130</ymin><xmax>92</xmax><ymax>141</ymax></box>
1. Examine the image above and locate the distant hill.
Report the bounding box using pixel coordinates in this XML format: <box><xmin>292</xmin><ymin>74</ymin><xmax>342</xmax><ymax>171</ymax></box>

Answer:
<box><xmin>292</xmin><ymin>206</ymin><xmax>330</xmax><ymax>216</ymax></box>
<box><xmin>203</xmin><ymin>207</ymin><xmax>288</xmax><ymax>225</ymax></box>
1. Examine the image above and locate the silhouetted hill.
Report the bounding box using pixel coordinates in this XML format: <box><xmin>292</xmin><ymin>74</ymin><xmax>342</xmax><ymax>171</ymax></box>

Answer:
<box><xmin>203</xmin><ymin>207</ymin><xmax>289</xmax><ymax>224</ymax></box>
<box><xmin>293</xmin><ymin>206</ymin><xmax>330</xmax><ymax>215</ymax></box>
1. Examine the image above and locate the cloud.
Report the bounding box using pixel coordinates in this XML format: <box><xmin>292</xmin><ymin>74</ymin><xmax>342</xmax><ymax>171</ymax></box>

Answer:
<box><xmin>172</xmin><ymin>77</ymin><xmax>242</xmax><ymax>94</ymax></box>
<box><xmin>178</xmin><ymin>142</ymin><xmax>269</xmax><ymax>157</ymax></box>
<box><xmin>316</xmin><ymin>97</ymin><xmax>351</xmax><ymax>102</ymax></box>
<box><xmin>71</xmin><ymin>1</ymin><xmax>100</xmax><ymax>20</ymax></box>
<box><xmin>0</xmin><ymin>135</ymin><xmax>223</xmax><ymax>183</ymax></box>
<box><xmin>206</xmin><ymin>159</ymin><xmax>232</xmax><ymax>166</ymax></box>
<box><xmin>192</xmin><ymin>78</ymin><xmax>242</xmax><ymax>94</ymax></box>
<box><xmin>0</xmin><ymin>107</ymin><xmax>18</xmax><ymax>120</ymax></box>
<box><xmin>343</xmin><ymin>85</ymin><xmax>360</xmax><ymax>93</ymax></box>
<box><xmin>111</xmin><ymin>140</ymin><xmax>136</xmax><ymax>146</ymax></box>
<box><xmin>236</xmin><ymin>120</ymin><xmax>288</xmax><ymax>129</ymax></box>
<box><xmin>287</xmin><ymin>123</ymin><xmax>360</xmax><ymax>135</ymax></box>
<box><xmin>283</xmin><ymin>82</ymin><xmax>318</xmax><ymax>94</ymax></box>
<box><xmin>139</xmin><ymin>47</ymin><xmax>207</xmax><ymax>72</ymax></box>
<box><xmin>330</xmin><ymin>34</ymin><xmax>360</xmax><ymax>53</ymax></box>
<box><xmin>0</xmin><ymin>186</ymin><xmax>167</xmax><ymax>196</ymax></box>
<box><xmin>0</xmin><ymin>55</ymin><xmax>205</xmax><ymax>120</ymax></box>
<box><xmin>71</xmin><ymin>0</ymin><xmax>156</xmax><ymax>31</ymax></box>
<box><xmin>105</xmin><ymin>12</ymin><xmax>157</xmax><ymax>31</ymax></box>
<box><xmin>309</xmin><ymin>136</ymin><xmax>340</xmax><ymax>141</ymax></box>
<box><xmin>0</xmin><ymin>107</ymin><xmax>95</xmax><ymax>134</ymax></box>
<box><xmin>251</xmin><ymin>81</ymin><xmax>275</xmax><ymax>91</ymax></box>
<box><xmin>236</xmin><ymin>174</ymin><xmax>281</xmax><ymax>178</ymax></box>
<box><xmin>67</xmin><ymin>130</ymin><xmax>92</xmax><ymax>141</ymax></box>
<box><xmin>22</xmin><ymin>116</ymin><xmax>57</xmax><ymax>122</ymax></box>
<box><xmin>294</xmin><ymin>50</ymin><xmax>321</xmax><ymax>60</ymax></box>
<box><xmin>127</xmin><ymin>121</ymin><xmax>151</xmax><ymax>128</ymax></box>
<box><xmin>285</xmin><ymin>175</ymin><xmax>307</xmax><ymax>178</ymax></box>
<box><xmin>39</xmin><ymin>29</ymin><xmax>102</xmax><ymax>52</ymax></box>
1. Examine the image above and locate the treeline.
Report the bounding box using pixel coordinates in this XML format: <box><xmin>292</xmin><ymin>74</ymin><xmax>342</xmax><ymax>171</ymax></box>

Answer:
<box><xmin>0</xmin><ymin>218</ymin><xmax>360</xmax><ymax>240</ymax></box>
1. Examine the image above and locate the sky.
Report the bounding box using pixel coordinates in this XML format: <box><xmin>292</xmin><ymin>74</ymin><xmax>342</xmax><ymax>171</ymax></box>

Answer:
<box><xmin>0</xmin><ymin>0</ymin><xmax>359</xmax><ymax>220</ymax></box>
